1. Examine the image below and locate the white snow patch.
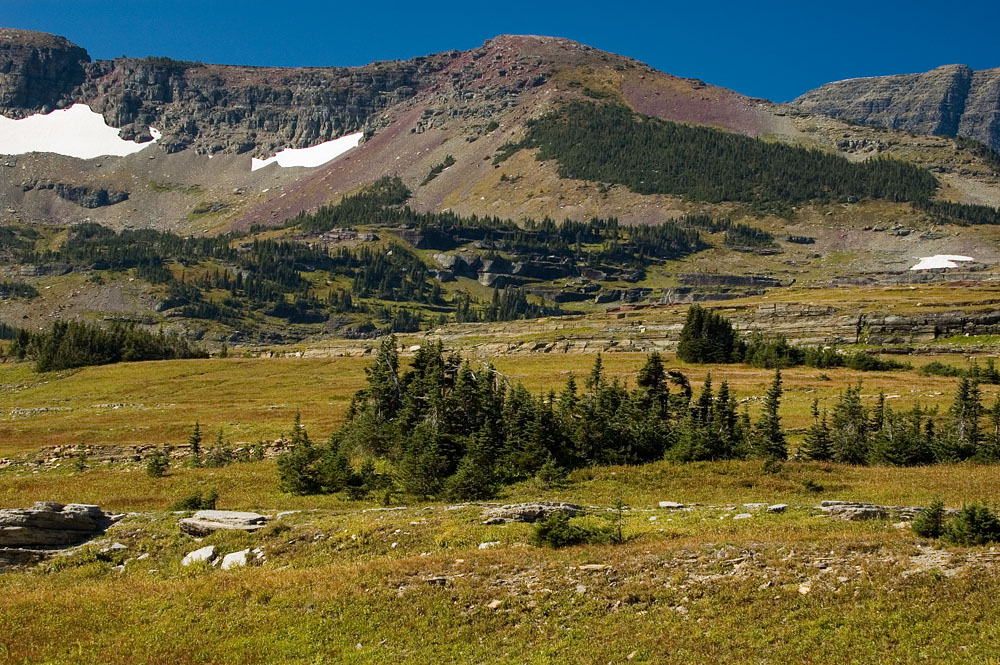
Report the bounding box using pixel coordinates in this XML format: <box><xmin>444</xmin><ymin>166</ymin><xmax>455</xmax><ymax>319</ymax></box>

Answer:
<box><xmin>910</xmin><ymin>255</ymin><xmax>976</xmax><ymax>271</ymax></box>
<box><xmin>0</xmin><ymin>104</ymin><xmax>159</xmax><ymax>159</ymax></box>
<box><xmin>251</xmin><ymin>132</ymin><xmax>363</xmax><ymax>172</ymax></box>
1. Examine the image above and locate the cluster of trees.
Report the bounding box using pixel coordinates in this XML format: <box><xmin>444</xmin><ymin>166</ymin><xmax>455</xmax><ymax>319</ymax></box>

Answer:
<box><xmin>454</xmin><ymin>288</ymin><xmax>560</xmax><ymax>323</ymax></box>
<box><xmin>920</xmin><ymin>359</ymin><xmax>1000</xmax><ymax>384</ymax></box>
<box><xmin>678</xmin><ymin>305</ymin><xmax>907</xmax><ymax>371</ymax></box>
<box><xmin>800</xmin><ymin>378</ymin><xmax>1000</xmax><ymax>465</ymax></box>
<box><xmin>0</xmin><ymin>281</ymin><xmax>39</xmax><ymax>299</ymax></box>
<box><xmin>510</xmin><ymin>102</ymin><xmax>939</xmax><ymax>212</ymax></box>
<box><xmin>292</xmin><ymin>178</ymin><xmax>708</xmax><ymax>267</ymax></box>
<box><xmin>679</xmin><ymin>215</ymin><xmax>776</xmax><ymax>251</ymax></box>
<box><xmin>277</xmin><ymin>339</ymin><xmax>792</xmax><ymax>500</ymax></box>
<box><xmin>278</xmin><ymin>338</ymin><xmax>1000</xmax><ymax>502</ymax></box>
<box><xmin>10</xmin><ymin>320</ymin><xmax>207</xmax><ymax>371</ymax></box>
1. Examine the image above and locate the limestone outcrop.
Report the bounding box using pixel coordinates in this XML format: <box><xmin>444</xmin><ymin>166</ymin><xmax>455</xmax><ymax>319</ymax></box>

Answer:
<box><xmin>794</xmin><ymin>64</ymin><xmax>1000</xmax><ymax>153</ymax></box>
<box><xmin>0</xmin><ymin>501</ymin><xmax>113</xmax><ymax>547</ymax></box>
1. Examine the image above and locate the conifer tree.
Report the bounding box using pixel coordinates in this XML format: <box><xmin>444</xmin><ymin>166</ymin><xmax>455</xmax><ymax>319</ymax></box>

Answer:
<box><xmin>188</xmin><ymin>421</ymin><xmax>202</xmax><ymax>467</ymax></box>
<box><xmin>800</xmin><ymin>399</ymin><xmax>833</xmax><ymax>461</ymax></box>
<box><xmin>831</xmin><ymin>383</ymin><xmax>868</xmax><ymax>464</ymax></box>
<box><xmin>754</xmin><ymin>370</ymin><xmax>786</xmax><ymax>460</ymax></box>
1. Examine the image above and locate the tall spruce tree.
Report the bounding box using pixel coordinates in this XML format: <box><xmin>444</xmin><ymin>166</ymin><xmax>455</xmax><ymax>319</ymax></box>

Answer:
<box><xmin>800</xmin><ymin>399</ymin><xmax>832</xmax><ymax>461</ymax></box>
<box><xmin>831</xmin><ymin>384</ymin><xmax>869</xmax><ymax>464</ymax></box>
<box><xmin>755</xmin><ymin>370</ymin><xmax>786</xmax><ymax>460</ymax></box>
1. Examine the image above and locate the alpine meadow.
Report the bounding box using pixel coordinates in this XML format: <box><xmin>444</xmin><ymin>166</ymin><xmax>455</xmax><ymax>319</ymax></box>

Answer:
<box><xmin>3</xmin><ymin>14</ymin><xmax>1000</xmax><ymax>665</ymax></box>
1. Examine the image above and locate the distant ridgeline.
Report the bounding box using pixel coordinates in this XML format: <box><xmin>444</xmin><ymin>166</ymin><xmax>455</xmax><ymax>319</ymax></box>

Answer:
<box><xmin>2</xmin><ymin>179</ymin><xmax>756</xmax><ymax>336</ymax></box>
<box><xmin>495</xmin><ymin>101</ymin><xmax>1000</xmax><ymax>224</ymax></box>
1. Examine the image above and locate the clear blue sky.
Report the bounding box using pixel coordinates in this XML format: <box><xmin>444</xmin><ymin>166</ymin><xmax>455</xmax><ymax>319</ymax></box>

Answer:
<box><xmin>5</xmin><ymin>0</ymin><xmax>999</xmax><ymax>102</ymax></box>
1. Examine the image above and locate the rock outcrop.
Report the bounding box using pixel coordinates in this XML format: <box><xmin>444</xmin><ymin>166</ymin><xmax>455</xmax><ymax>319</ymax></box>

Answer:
<box><xmin>481</xmin><ymin>501</ymin><xmax>582</xmax><ymax>524</ymax></box>
<box><xmin>0</xmin><ymin>28</ymin><xmax>89</xmax><ymax>114</ymax></box>
<box><xmin>0</xmin><ymin>501</ymin><xmax>113</xmax><ymax>547</ymax></box>
<box><xmin>0</xmin><ymin>27</ymin><xmax>454</xmax><ymax>156</ymax></box>
<box><xmin>178</xmin><ymin>510</ymin><xmax>268</xmax><ymax>536</ymax></box>
<box><xmin>793</xmin><ymin>64</ymin><xmax>1000</xmax><ymax>153</ymax></box>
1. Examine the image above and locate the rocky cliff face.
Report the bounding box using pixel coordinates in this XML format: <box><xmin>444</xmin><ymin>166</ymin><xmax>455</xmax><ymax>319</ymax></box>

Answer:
<box><xmin>793</xmin><ymin>64</ymin><xmax>1000</xmax><ymax>152</ymax></box>
<box><xmin>0</xmin><ymin>28</ymin><xmax>89</xmax><ymax>114</ymax></box>
<box><xmin>0</xmin><ymin>27</ymin><xmax>455</xmax><ymax>156</ymax></box>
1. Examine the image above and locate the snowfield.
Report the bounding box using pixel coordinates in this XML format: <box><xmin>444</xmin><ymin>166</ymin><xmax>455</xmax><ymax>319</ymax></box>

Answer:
<box><xmin>250</xmin><ymin>132</ymin><xmax>363</xmax><ymax>171</ymax></box>
<box><xmin>0</xmin><ymin>104</ymin><xmax>159</xmax><ymax>159</ymax></box>
<box><xmin>910</xmin><ymin>255</ymin><xmax>976</xmax><ymax>270</ymax></box>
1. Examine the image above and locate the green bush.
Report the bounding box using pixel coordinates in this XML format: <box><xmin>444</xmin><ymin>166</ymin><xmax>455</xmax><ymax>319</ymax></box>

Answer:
<box><xmin>170</xmin><ymin>488</ymin><xmax>219</xmax><ymax>511</ymax></box>
<box><xmin>943</xmin><ymin>504</ymin><xmax>1000</xmax><ymax>546</ymax></box>
<box><xmin>531</xmin><ymin>512</ymin><xmax>613</xmax><ymax>548</ymax></box>
<box><xmin>912</xmin><ymin>497</ymin><xmax>947</xmax><ymax>539</ymax></box>
<box><xmin>145</xmin><ymin>448</ymin><xmax>170</xmax><ymax>478</ymax></box>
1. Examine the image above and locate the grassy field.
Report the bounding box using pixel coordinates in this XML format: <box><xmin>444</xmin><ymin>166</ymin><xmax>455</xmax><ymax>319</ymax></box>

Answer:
<box><xmin>0</xmin><ymin>349</ymin><xmax>991</xmax><ymax>457</ymax></box>
<box><xmin>3</xmin><ymin>460</ymin><xmax>1000</xmax><ymax>664</ymax></box>
<box><xmin>4</xmin><ymin>346</ymin><xmax>1000</xmax><ymax>664</ymax></box>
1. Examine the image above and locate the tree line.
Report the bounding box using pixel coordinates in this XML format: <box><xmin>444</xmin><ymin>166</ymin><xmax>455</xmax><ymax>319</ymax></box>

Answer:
<box><xmin>277</xmin><ymin>337</ymin><xmax>1000</xmax><ymax>502</ymax></box>
<box><xmin>10</xmin><ymin>320</ymin><xmax>207</xmax><ymax>371</ymax></box>
<box><xmin>677</xmin><ymin>305</ymin><xmax>907</xmax><ymax>371</ymax></box>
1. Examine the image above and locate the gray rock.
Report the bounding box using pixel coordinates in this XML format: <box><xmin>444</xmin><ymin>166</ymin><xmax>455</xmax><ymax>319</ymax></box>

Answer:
<box><xmin>481</xmin><ymin>502</ymin><xmax>582</xmax><ymax>525</ymax></box>
<box><xmin>220</xmin><ymin>549</ymin><xmax>250</xmax><ymax>570</ymax></box>
<box><xmin>0</xmin><ymin>502</ymin><xmax>112</xmax><ymax>547</ymax></box>
<box><xmin>182</xmin><ymin>545</ymin><xmax>216</xmax><ymax>566</ymax></box>
<box><xmin>178</xmin><ymin>510</ymin><xmax>268</xmax><ymax>536</ymax></box>
<box><xmin>820</xmin><ymin>501</ymin><xmax>888</xmax><ymax>521</ymax></box>
<box><xmin>733</xmin><ymin>513</ymin><xmax>753</xmax><ymax>520</ymax></box>
<box><xmin>658</xmin><ymin>501</ymin><xmax>684</xmax><ymax>509</ymax></box>
<box><xmin>767</xmin><ymin>504</ymin><xmax>788</xmax><ymax>513</ymax></box>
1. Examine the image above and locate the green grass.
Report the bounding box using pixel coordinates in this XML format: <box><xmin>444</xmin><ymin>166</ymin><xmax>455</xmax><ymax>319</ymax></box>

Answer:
<box><xmin>0</xmin><ymin>349</ymin><xmax>991</xmax><ymax>457</ymax></box>
<box><xmin>4</xmin><ymin>459</ymin><xmax>1000</xmax><ymax>663</ymax></box>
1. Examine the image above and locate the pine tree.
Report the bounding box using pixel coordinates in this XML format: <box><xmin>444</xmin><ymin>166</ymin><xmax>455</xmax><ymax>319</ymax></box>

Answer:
<box><xmin>800</xmin><ymin>399</ymin><xmax>832</xmax><ymax>461</ymax></box>
<box><xmin>188</xmin><ymin>421</ymin><xmax>202</xmax><ymax>467</ymax></box>
<box><xmin>944</xmin><ymin>377</ymin><xmax>983</xmax><ymax>460</ymax></box>
<box><xmin>754</xmin><ymin>370</ymin><xmax>786</xmax><ymax>460</ymax></box>
<box><xmin>831</xmin><ymin>383</ymin><xmax>868</xmax><ymax>464</ymax></box>
<box><xmin>979</xmin><ymin>395</ymin><xmax>1000</xmax><ymax>462</ymax></box>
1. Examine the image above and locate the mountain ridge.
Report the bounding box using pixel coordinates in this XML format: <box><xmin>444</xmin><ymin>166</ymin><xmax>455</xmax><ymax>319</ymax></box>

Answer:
<box><xmin>794</xmin><ymin>64</ymin><xmax>1000</xmax><ymax>152</ymax></box>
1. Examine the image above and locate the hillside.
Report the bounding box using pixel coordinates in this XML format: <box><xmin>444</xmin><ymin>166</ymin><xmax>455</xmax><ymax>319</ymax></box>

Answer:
<box><xmin>2</xmin><ymin>29</ymin><xmax>1000</xmax><ymax>346</ymax></box>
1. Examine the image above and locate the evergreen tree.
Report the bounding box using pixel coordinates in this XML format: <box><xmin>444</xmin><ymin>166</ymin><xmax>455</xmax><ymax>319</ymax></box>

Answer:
<box><xmin>188</xmin><ymin>421</ymin><xmax>202</xmax><ymax>467</ymax></box>
<box><xmin>943</xmin><ymin>377</ymin><xmax>983</xmax><ymax>460</ymax></box>
<box><xmin>754</xmin><ymin>370</ymin><xmax>786</xmax><ymax>460</ymax></box>
<box><xmin>831</xmin><ymin>384</ymin><xmax>869</xmax><ymax>464</ymax></box>
<box><xmin>800</xmin><ymin>399</ymin><xmax>833</xmax><ymax>461</ymax></box>
<box><xmin>677</xmin><ymin>305</ymin><xmax>742</xmax><ymax>364</ymax></box>
<box><xmin>979</xmin><ymin>395</ymin><xmax>1000</xmax><ymax>462</ymax></box>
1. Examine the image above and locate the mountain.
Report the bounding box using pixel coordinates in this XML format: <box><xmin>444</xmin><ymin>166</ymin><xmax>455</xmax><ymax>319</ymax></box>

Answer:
<box><xmin>793</xmin><ymin>64</ymin><xmax>1000</xmax><ymax>153</ymax></box>
<box><xmin>2</xmin><ymin>28</ymin><xmax>1000</xmax><ymax>346</ymax></box>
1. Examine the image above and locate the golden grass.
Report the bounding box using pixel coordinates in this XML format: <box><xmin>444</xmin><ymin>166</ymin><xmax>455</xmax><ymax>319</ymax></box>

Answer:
<box><xmin>0</xmin><ymin>350</ymin><xmax>989</xmax><ymax>456</ymax></box>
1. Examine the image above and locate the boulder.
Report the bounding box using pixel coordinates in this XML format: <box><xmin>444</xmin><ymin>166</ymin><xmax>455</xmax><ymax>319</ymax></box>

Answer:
<box><xmin>658</xmin><ymin>501</ymin><xmax>684</xmax><ymax>509</ymax></box>
<box><xmin>820</xmin><ymin>501</ymin><xmax>888</xmax><ymax>521</ymax></box>
<box><xmin>182</xmin><ymin>545</ymin><xmax>216</xmax><ymax>566</ymax></box>
<box><xmin>220</xmin><ymin>549</ymin><xmax>250</xmax><ymax>570</ymax></box>
<box><xmin>178</xmin><ymin>510</ymin><xmax>268</xmax><ymax>536</ymax></box>
<box><xmin>0</xmin><ymin>502</ymin><xmax>113</xmax><ymax>547</ymax></box>
<box><xmin>767</xmin><ymin>504</ymin><xmax>788</xmax><ymax>513</ymax></box>
<box><xmin>481</xmin><ymin>502</ymin><xmax>582</xmax><ymax>525</ymax></box>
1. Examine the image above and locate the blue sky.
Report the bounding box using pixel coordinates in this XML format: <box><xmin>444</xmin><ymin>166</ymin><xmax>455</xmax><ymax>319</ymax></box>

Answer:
<box><xmin>5</xmin><ymin>0</ymin><xmax>998</xmax><ymax>102</ymax></box>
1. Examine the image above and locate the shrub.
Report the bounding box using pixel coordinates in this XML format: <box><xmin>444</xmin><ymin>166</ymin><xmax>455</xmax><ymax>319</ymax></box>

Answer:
<box><xmin>170</xmin><ymin>488</ymin><xmax>219</xmax><ymax>511</ymax></box>
<box><xmin>943</xmin><ymin>504</ymin><xmax>1000</xmax><ymax>546</ymax></box>
<box><xmin>145</xmin><ymin>448</ymin><xmax>170</xmax><ymax>478</ymax></box>
<box><xmin>912</xmin><ymin>497</ymin><xmax>947</xmax><ymax>539</ymax></box>
<box><xmin>531</xmin><ymin>512</ymin><xmax>613</xmax><ymax>548</ymax></box>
